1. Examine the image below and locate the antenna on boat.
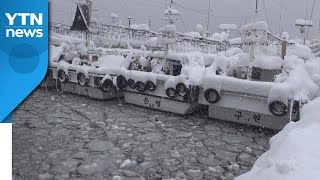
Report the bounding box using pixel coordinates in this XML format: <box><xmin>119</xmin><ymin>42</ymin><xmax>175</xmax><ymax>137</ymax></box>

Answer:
<box><xmin>255</xmin><ymin>0</ymin><xmax>259</xmax><ymax>20</ymax></box>
<box><xmin>318</xmin><ymin>18</ymin><xmax>320</xmax><ymax>40</ymax></box>
<box><xmin>148</xmin><ymin>18</ymin><xmax>152</xmax><ymax>30</ymax></box>
<box><xmin>207</xmin><ymin>0</ymin><xmax>211</xmax><ymax>31</ymax></box>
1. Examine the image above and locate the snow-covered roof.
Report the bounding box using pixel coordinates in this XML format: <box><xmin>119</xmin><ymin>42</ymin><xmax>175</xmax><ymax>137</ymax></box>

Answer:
<box><xmin>253</xmin><ymin>55</ymin><xmax>283</xmax><ymax>70</ymax></box>
<box><xmin>295</xmin><ymin>19</ymin><xmax>313</xmax><ymax>26</ymax></box>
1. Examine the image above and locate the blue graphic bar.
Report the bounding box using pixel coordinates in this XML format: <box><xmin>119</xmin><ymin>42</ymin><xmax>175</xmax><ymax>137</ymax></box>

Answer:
<box><xmin>1</xmin><ymin>114</ymin><xmax>12</xmax><ymax>123</ymax></box>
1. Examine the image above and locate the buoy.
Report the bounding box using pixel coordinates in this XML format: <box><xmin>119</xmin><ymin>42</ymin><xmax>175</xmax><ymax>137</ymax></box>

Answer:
<box><xmin>77</xmin><ymin>72</ymin><xmax>89</xmax><ymax>87</ymax></box>
<box><xmin>166</xmin><ymin>88</ymin><xmax>177</xmax><ymax>99</ymax></box>
<box><xmin>117</xmin><ymin>75</ymin><xmax>127</xmax><ymax>90</ymax></box>
<box><xmin>94</xmin><ymin>76</ymin><xmax>102</xmax><ymax>87</ymax></box>
<box><xmin>57</xmin><ymin>69</ymin><xmax>68</xmax><ymax>83</ymax></box>
<box><xmin>136</xmin><ymin>81</ymin><xmax>147</xmax><ymax>92</ymax></box>
<box><xmin>146</xmin><ymin>81</ymin><xmax>157</xmax><ymax>91</ymax></box>
<box><xmin>176</xmin><ymin>83</ymin><xmax>188</xmax><ymax>97</ymax></box>
<box><xmin>128</xmin><ymin>79</ymin><xmax>136</xmax><ymax>89</ymax></box>
<box><xmin>100</xmin><ymin>79</ymin><xmax>113</xmax><ymax>92</ymax></box>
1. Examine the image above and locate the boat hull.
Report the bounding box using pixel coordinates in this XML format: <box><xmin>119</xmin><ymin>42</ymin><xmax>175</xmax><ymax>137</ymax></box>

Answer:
<box><xmin>124</xmin><ymin>91</ymin><xmax>199</xmax><ymax>115</ymax></box>
<box><xmin>198</xmin><ymin>89</ymin><xmax>297</xmax><ymax>130</ymax></box>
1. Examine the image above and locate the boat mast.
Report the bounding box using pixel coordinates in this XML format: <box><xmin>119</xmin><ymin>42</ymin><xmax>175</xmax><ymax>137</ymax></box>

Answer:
<box><xmin>248</xmin><ymin>0</ymin><xmax>259</xmax><ymax>79</ymax></box>
<box><xmin>86</xmin><ymin>0</ymin><xmax>93</xmax><ymax>48</ymax></box>
<box><xmin>207</xmin><ymin>0</ymin><xmax>211</xmax><ymax>31</ymax></box>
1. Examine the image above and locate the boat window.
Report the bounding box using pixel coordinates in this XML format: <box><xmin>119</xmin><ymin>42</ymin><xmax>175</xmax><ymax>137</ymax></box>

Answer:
<box><xmin>251</xmin><ymin>67</ymin><xmax>262</xmax><ymax>80</ymax></box>
<box><xmin>173</xmin><ymin>63</ymin><xmax>182</xmax><ymax>76</ymax></box>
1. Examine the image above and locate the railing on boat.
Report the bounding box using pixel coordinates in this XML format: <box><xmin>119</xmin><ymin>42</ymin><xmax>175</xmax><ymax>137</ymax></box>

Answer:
<box><xmin>49</xmin><ymin>22</ymin><xmax>226</xmax><ymax>53</ymax></box>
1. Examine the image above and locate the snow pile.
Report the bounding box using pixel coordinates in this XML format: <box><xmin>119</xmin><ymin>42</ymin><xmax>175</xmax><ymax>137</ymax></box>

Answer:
<box><xmin>295</xmin><ymin>19</ymin><xmax>313</xmax><ymax>26</ymax></box>
<box><xmin>269</xmin><ymin>56</ymin><xmax>319</xmax><ymax>103</ymax></box>
<box><xmin>184</xmin><ymin>31</ymin><xmax>202</xmax><ymax>38</ymax></box>
<box><xmin>195</xmin><ymin>24</ymin><xmax>204</xmax><ymax>34</ymax></box>
<box><xmin>131</xmin><ymin>24</ymin><xmax>149</xmax><ymax>31</ymax></box>
<box><xmin>50</xmin><ymin>45</ymin><xmax>64</xmax><ymax>63</ymax></box>
<box><xmin>253</xmin><ymin>55</ymin><xmax>283</xmax><ymax>70</ymax></box>
<box><xmin>96</xmin><ymin>55</ymin><xmax>125</xmax><ymax>68</ymax></box>
<box><xmin>305</xmin><ymin>59</ymin><xmax>320</xmax><ymax>87</ymax></box>
<box><xmin>225</xmin><ymin>48</ymin><xmax>242</xmax><ymax>57</ymax></box>
<box><xmin>281</xmin><ymin>32</ymin><xmax>290</xmax><ymax>40</ymax></box>
<box><xmin>242</xmin><ymin>34</ymin><xmax>267</xmax><ymax>44</ymax></box>
<box><xmin>243</xmin><ymin>21</ymin><xmax>268</xmax><ymax>31</ymax></box>
<box><xmin>180</xmin><ymin>54</ymin><xmax>206</xmax><ymax>85</ymax></box>
<box><xmin>236</xmin><ymin>97</ymin><xmax>320</xmax><ymax>180</ymax></box>
<box><xmin>50</xmin><ymin>32</ymin><xmax>85</xmax><ymax>45</ymax></box>
<box><xmin>210</xmin><ymin>32</ymin><xmax>229</xmax><ymax>42</ymax></box>
<box><xmin>229</xmin><ymin>38</ymin><xmax>242</xmax><ymax>45</ymax></box>
<box><xmin>159</xmin><ymin>24</ymin><xmax>176</xmax><ymax>33</ymax></box>
<box><xmin>49</xmin><ymin>43</ymin><xmax>72</xmax><ymax>67</ymax></box>
<box><xmin>287</xmin><ymin>44</ymin><xmax>314</xmax><ymax>60</ymax></box>
<box><xmin>219</xmin><ymin>24</ymin><xmax>238</xmax><ymax>30</ymax></box>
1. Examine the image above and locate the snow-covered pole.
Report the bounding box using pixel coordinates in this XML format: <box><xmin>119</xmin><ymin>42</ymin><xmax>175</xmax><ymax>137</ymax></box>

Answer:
<box><xmin>281</xmin><ymin>40</ymin><xmax>287</xmax><ymax>60</ymax></box>
<box><xmin>247</xmin><ymin>0</ymin><xmax>259</xmax><ymax>79</ymax></box>
<box><xmin>255</xmin><ymin>0</ymin><xmax>259</xmax><ymax>14</ymax></box>
<box><xmin>86</xmin><ymin>0</ymin><xmax>93</xmax><ymax>48</ymax></box>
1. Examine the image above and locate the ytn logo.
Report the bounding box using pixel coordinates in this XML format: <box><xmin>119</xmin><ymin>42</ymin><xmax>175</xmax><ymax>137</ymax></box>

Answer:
<box><xmin>5</xmin><ymin>13</ymin><xmax>43</xmax><ymax>38</ymax></box>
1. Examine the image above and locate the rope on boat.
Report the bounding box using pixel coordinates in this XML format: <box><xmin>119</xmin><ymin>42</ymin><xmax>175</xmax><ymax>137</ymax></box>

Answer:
<box><xmin>56</xmin><ymin>79</ymin><xmax>64</xmax><ymax>94</ymax></box>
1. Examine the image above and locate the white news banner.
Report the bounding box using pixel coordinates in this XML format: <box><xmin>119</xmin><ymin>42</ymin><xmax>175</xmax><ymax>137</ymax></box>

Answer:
<box><xmin>0</xmin><ymin>124</ymin><xmax>12</xmax><ymax>180</ymax></box>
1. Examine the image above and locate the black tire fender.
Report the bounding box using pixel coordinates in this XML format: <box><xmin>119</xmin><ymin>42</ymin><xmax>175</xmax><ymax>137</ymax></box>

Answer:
<box><xmin>128</xmin><ymin>79</ymin><xmax>136</xmax><ymax>89</ymax></box>
<box><xmin>100</xmin><ymin>79</ymin><xmax>113</xmax><ymax>93</ymax></box>
<box><xmin>136</xmin><ymin>81</ymin><xmax>147</xmax><ymax>92</ymax></box>
<box><xmin>176</xmin><ymin>83</ymin><xmax>188</xmax><ymax>97</ymax></box>
<box><xmin>77</xmin><ymin>72</ymin><xmax>89</xmax><ymax>87</ymax></box>
<box><xmin>166</xmin><ymin>88</ymin><xmax>177</xmax><ymax>99</ymax></box>
<box><xmin>57</xmin><ymin>69</ymin><xmax>68</xmax><ymax>83</ymax></box>
<box><xmin>204</xmin><ymin>89</ymin><xmax>221</xmax><ymax>104</ymax></box>
<box><xmin>269</xmin><ymin>101</ymin><xmax>288</xmax><ymax>116</ymax></box>
<box><xmin>117</xmin><ymin>75</ymin><xmax>127</xmax><ymax>90</ymax></box>
<box><xmin>146</xmin><ymin>81</ymin><xmax>157</xmax><ymax>91</ymax></box>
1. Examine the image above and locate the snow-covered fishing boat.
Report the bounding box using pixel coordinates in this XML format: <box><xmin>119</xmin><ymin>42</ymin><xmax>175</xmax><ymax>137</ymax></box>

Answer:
<box><xmin>196</xmin><ymin>20</ymin><xmax>319</xmax><ymax>130</ymax></box>
<box><xmin>45</xmin><ymin>0</ymin><xmax>320</xmax><ymax>130</ymax></box>
<box><xmin>46</xmin><ymin>43</ymin><xmax>125</xmax><ymax>100</ymax></box>
<box><xmin>119</xmin><ymin>51</ymin><xmax>206</xmax><ymax>115</ymax></box>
